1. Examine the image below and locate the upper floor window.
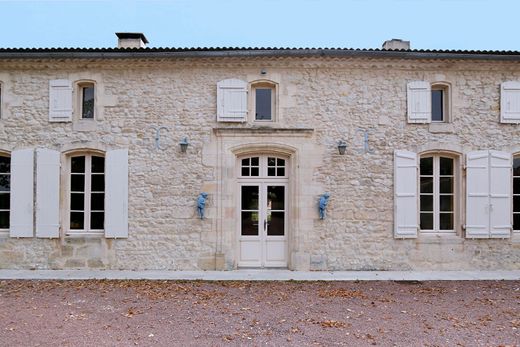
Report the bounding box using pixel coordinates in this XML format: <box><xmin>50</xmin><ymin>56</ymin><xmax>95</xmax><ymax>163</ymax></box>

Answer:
<box><xmin>69</xmin><ymin>154</ymin><xmax>105</xmax><ymax>234</ymax></box>
<box><xmin>252</xmin><ymin>81</ymin><xmax>276</xmax><ymax>122</ymax></box>
<box><xmin>0</xmin><ymin>154</ymin><xmax>10</xmax><ymax>230</ymax></box>
<box><xmin>77</xmin><ymin>81</ymin><xmax>95</xmax><ymax>120</ymax></box>
<box><xmin>240</xmin><ymin>156</ymin><xmax>287</xmax><ymax>178</ymax></box>
<box><xmin>431</xmin><ymin>84</ymin><xmax>449</xmax><ymax>122</ymax></box>
<box><xmin>514</xmin><ymin>155</ymin><xmax>520</xmax><ymax>232</ymax></box>
<box><xmin>407</xmin><ymin>81</ymin><xmax>451</xmax><ymax>124</ymax></box>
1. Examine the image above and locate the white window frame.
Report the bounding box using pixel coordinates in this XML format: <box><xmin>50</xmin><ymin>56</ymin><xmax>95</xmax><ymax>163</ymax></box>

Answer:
<box><xmin>75</xmin><ymin>80</ymin><xmax>96</xmax><ymax>120</ymax></box>
<box><xmin>0</xmin><ymin>151</ymin><xmax>10</xmax><ymax>235</ymax></box>
<box><xmin>239</xmin><ymin>155</ymin><xmax>288</xmax><ymax>179</ymax></box>
<box><xmin>514</xmin><ymin>154</ymin><xmax>520</xmax><ymax>233</ymax></box>
<box><xmin>66</xmin><ymin>151</ymin><xmax>105</xmax><ymax>236</ymax></box>
<box><xmin>431</xmin><ymin>82</ymin><xmax>451</xmax><ymax>123</ymax></box>
<box><xmin>419</xmin><ymin>153</ymin><xmax>459</xmax><ymax>234</ymax></box>
<box><xmin>250</xmin><ymin>80</ymin><xmax>277</xmax><ymax>123</ymax></box>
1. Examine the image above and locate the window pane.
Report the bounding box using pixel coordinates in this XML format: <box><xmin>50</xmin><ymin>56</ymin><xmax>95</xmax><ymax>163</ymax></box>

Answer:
<box><xmin>268</xmin><ymin>157</ymin><xmax>276</xmax><ymax>166</ymax></box>
<box><xmin>0</xmin><ymin>193</ymin><xmax>9</xmax><ymax>209</ymax></box>
<box><xmin>514</xmin><ymin>214</ymin><xmax>520</xmax><ymax>231</ymax></box>
<box><xmin>277</xmin><ymin>158</ymin><xmax>285</xmax><ymax>166</ymax></box>
<box><xmin>420</xmin><ymin>195</ymin><xmax>433</xmax><ymax>212</ymax></box>
<box><xmin>420</xmin><ymin>213</ymin><xmax>433</xmax><ymax>230</ymax></box>
<box><xmin>255</xmin><ymin>88</ymin><xmax>272</xmax><ymax>120</ymax></box>
<box><xmin>250</xmin><ymin>157</ymin><xmax>259</xmax><ymax>166</ymax></box>
<box><xmin>71</xmin><ymin>156</ymin><xmax>85</xmax><ymax>173</ymax></box>
<box><xmin>514</xmin><ymin>196</ymin><xmax>520</xmax><ymax>212</ymax></box>
<box><xmin>71</xmin><ymin>174</ymin><xmax>85</xmax><ymax>192</ymax></box>
<box><xmin>250</xmin><ymin>167</ymin><xmax>259</xmax><ymax>176</ymax></box>
<box><xmin>91</xmin><ymin>156</ymin><xmax>104</xmax><ymax>173</ymax></box>
<box><xmin>420</xmin><ymin>157</ymin><xmax>433</xmax><ymax>175</ymax></box>
<box><xmin>420</xmin><ymin>177</ymin><xmax>433</xmax><ymax>193</ymax></box>
<box><xmin>241</xmin><ymin>186</ymin><xmax>259</xmax><ymax>210</ymax></box>
<box><xmin>0</xmin><ymin>175</ymin><xmax>9</xmax><ymax>191</ymax></box>
<box><xmin>268</xmin><ymin>167</ymin><xmax>275</xmax><ymax>176</ymax></box>
<box><xmin>440</xmin><ymin>195</ymin><xmax>453</xmax><ymax>212</ymax></box>
<box><xmin>70</xmin><ymin>212</ymin><xmax>84</xmax><ymax>230</ymax></box>
<box><xmin>439</xmin><ymin>157</ymin><xmax>453</xmax><ymax>175</ymax></box>
<box><xmin>0</xmin><ymin>156</ymin><xmax>10</xmax><ymax>173</ymax></box>
<box><xmin>91</xmin><ymin>174</ymin><xmax>104</xmax><ymax>192</ymax></box>
<box><xmin>439</xmin><ymin>213</ymin><xmax>454</xmax><ymax>230</ymax></box>
<box><xmin>0</xmin><ymin>211</ymin><xmax>9</xmax><ymax>229</ymax></box>
<box><xmin>241</xmin><ymin>167</ymin><xmax>249</xmax><ymax>176</ymax></box>
<box><xmin>277</xmin><ymin>168</ymin><xmax>285</xmax><ymax>176</ymax></box>
<box><xmin>513</xmin><ymin>158</ymin><xmax>520</xmax><ymax>177</ymax></box>
<box><xmin>267</xmin><ymin>212</ymin><xmax>284</xmax><ymax>236</ymax></box>
<box><xmin>241</xmin><ymin>158</ymin><xmax>250</xmax><ymax>166</ymax></box>
<box><xmin>82</xmin><ymin>86</ymin><xmax>94</xmax><ymax>119</ymax></box>
<box><xmin>440</xmin><ymin>177</ymin><xmax>453</xmax><ymax>194</ymax></box>
<box><xmin>514</xmin><ymin>178</ymin><xmax>520</xmax><ymax>195</ymax></box>
<box><xmin>91</xmin><ymin>193</ymin><xmax>105</xmax><ymax>210</ymax></box>
<box><xmin>70</xmin><ymin>193</ymin><xmax>84</xmax><ymax>210</ymax></box>
<box><xmin>241</xmin><ymin>212</ymin><xmax>259</xmax><ymax>236</ymax></box>
<box><xmin>268</xmin><ymin>186</ymin><xmax>285</xmax><ymax>210</ymax></box>
<box><xmin>431</xmin><ymin>89</ymin><xmax>443</xmax><ymax>122</ymax></box>
<box><xmin>90</xmin><ymin>212</ymin><xmax>104</xmax><ymax>230</ymax></box>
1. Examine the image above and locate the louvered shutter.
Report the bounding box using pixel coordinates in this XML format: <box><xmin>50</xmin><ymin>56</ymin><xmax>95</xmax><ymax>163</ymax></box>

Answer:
<box><xmin>49</xmin><ymin>79</ymin><xmax>73</xmax><ymax>122</ymax></box>
<box><xmin>394</xmin><ymin>150</ymin><xmax>418</xmax><ymax>238</ymax></box>
<box><xmin>466</xmin><ymin>151</ymin><xmax>490</xmax><ymax>238</ymax></box>
<box><xmin>35</xmin><ymin>149</ymin><xmax>60</xmax><ymax>238</ymax></box>
<box><xmin>105</xmin><ymin>149</ymin><xmax>128</xmax><ymax>238</ymax></box>
<box><xmin>217</xmin><ymin>79</ymin><xmax>247</xmax><ymax>122</ymax></box>
<box><xmin>9</xmin><ymin>149</ymin><xmax>34</xmax><ymax>237</ymax></box>
<box><xmin>500</xmin><ymin>81</ymin><xmax>520</xmax><ymax>123</ymax></box>
<box><xmin>407</xmin><ymin>81</ymin><xmax>431</xmax><ymax>123</ymax></box>
<box><xmin>489</xmin><ymin>151</ymin><xmax>512</xmax><ymax>238</ymax></box>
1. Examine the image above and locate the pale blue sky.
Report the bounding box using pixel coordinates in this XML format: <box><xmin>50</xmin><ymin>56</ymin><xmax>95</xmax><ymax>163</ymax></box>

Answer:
<box><xmin>0</xmin><ymin>0</ymin><xmax>518</xmax><ymax>50</ymax></box>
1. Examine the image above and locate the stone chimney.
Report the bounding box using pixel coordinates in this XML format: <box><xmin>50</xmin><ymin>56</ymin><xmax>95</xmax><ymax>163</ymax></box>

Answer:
<box><xmin>116</xmin><ymin>32</ymin><xmax>149</xmax><ymax>48</ymax></box>
<box><xmin>382</xmin><ymin>39</ymin><xmax>410</xmax><ymax>50</ymax></box>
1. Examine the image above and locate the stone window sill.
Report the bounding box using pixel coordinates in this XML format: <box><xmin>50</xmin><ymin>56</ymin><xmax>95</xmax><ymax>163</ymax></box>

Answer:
<box><xmin>417</xmin><ymin>233</ymin><xmax>463</xmax><ymax>244</ymax></box>
<box><xmin>429</xmin><ymin>123</ymin><xmax>454</xmax><ymax>134</ymax></box>
<box><xmin>72</xmin><ymin>119</ymin><xmax>98</xmax><ymax>132</ymax></box>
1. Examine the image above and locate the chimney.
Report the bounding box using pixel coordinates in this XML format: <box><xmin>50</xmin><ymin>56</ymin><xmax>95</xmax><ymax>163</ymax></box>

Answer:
<box><xmin>382</xmin><ymin>39</ymin><xmax>410</xmax><ymax>50</ymax></box>
<box><xmin>116</xmin><ymin>32</ymin><xmax>149</xmax><ymax>48</ymax></box>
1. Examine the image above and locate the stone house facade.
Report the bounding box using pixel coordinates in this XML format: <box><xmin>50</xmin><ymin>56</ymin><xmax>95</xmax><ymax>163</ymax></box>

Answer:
<box><xmin>0</xmin><ymin>34</ymin><xmax>519</xmax><ymax>271</ymax></box>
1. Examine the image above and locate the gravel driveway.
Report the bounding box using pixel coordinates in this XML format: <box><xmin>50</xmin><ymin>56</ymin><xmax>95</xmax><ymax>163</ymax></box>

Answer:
<box><xmin>0</xmin><ymin>280</ymin><xmax>518</xmax><ymax>346</ymax></box>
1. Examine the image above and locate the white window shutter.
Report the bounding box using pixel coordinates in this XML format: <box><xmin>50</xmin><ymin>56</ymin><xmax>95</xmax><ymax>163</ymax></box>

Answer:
<box><xmin>105</xmin><ymin>149</ymin><xmax>128</xmax><ymax>238</ymax></box>
<box><xmin>489</xmin><ymin>150</ymin><xmax>512</xmax><ymax>238</ymax></box>
<box><xmin>9</xmin><ymin>149</ymin><xmax>34</xmax><ymax>237</ymax></box>
<box><xmin>466</xmin><ymin>150</ymin><xmax>490</xmax><ymax>238</ymax></box>
<box><xmin>217</xmin><ymin>79</ymin><xmax>247</xmax><ymax>122</ymax></box>
<box><xmin>407</xmin><ymin>81</ymin><xmax>431</xmax><ymax>123</ymax></box>
<box><xmin>500</xmin><ymin>81</ymin><xmax>520</xmax><ymax>123</ymax></box>
<box><xmin>35</xmin><ymin>148</ymin><xmax>60</xmax><ymax>238</ymax></box>
<box><xmin>394</xmin><ymin>150</ymin><xmax>418</xmax><ymax>238</ymax></box>
<box><xmin>49</xmin><ymin>79</ymin><xmax>73</xmax><ymax>122</ymax></box>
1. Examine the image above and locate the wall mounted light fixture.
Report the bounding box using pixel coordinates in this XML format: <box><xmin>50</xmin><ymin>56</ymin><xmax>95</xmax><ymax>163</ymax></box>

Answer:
<box><xmin>179</xmin><ymin>137</ymin><xmax>189</xmax><ymax>153</ymax></box>
<box><xmin>337</xmin><ymin>140</ymin><xmax>347</xmax><ymax>155</ymax></box>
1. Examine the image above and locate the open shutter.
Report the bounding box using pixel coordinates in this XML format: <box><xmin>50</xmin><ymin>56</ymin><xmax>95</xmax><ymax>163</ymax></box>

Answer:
<box><xmin>49</xmin><ymin>79</ymin><xmax>73</xmax><ymax>122</ymax></box>
<box><xmin>9</xmin><ymin>149</ymin><xmax>34</xmax><ymax>237</ymax></box>
<box><xmin>500</xmin><ymin>81</ymin><xmax>520</xmax><ymax>123</ymax></box>
<box><xmin>489</xmin><ymin>150</ymin><xmax>512</xmax><ymax>238</ymax></box>
<box><xmin>394</xmin><ymin>150</ymin><xmax>418</xmax><ymax>238</ymax></box>
<box><xmin>407</xmin><ymin>81</ymin><xmax>431</xmax><ymax>123</ymax></box>
<box><xmin>217</xmin><ymin>79</ymin><xmax>247</xmax><ymax>122</ymax></box>
<box><xmin>35</xmin><ymin>149</ymin><xmax>60</xmax><ymax>238</ymax></box>
<box><xmin>466</xmin><ymin>151</ymin><xmax>490</xmax><ymax>238</ymax></box>
<box><xmin>105</xmin><ymin>149</ymin><xmax>128</xmax><ymax>238</ymax></box>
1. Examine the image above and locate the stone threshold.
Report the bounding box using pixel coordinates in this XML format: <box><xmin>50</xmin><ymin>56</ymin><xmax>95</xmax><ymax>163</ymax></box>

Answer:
<box><xmin>0</xmin><ymin>270</ymin><xmax>519</xmax><ymax>281</ymax></box>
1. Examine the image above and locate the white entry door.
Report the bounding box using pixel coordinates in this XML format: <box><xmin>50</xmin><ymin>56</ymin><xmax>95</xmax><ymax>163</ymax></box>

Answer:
<box><xmin>239</xmin><ymin>183</ymin><xmax>287</xmax><ymax>267</ymax></box>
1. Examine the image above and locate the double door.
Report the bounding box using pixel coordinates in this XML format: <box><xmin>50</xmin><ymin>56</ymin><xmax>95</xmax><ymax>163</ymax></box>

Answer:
<box><xmin>238</xmin><ymin>182</ymin><xmax>287</xmax><ymax>267</ymax></box>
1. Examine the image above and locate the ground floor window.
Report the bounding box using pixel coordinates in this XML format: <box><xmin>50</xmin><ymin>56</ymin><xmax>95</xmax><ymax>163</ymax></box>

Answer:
<box><xmin>514</xmin><ymin>155</ymin><xmax>520</xmax><ymax>231</ymax></box>
<box><xmin>0</xmin><ymin>154</ymin><xmax>10</xmax><ymax>230</ymax></box>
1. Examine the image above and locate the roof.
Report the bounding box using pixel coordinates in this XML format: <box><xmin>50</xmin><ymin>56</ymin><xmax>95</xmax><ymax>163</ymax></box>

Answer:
<box><xmin>1</xmin><ymin>47</ymin><xmax>520</xmax><ymax>61</ymax></box>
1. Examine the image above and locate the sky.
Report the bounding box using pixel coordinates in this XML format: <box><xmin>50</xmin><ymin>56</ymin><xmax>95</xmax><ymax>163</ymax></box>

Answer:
<box><xmin>0</xmin><ymin>0</ymin><xmax>518</xmax><ymax>51</ymax></box>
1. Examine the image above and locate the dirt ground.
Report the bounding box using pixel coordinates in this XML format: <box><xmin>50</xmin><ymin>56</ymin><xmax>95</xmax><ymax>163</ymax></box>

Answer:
<box><xmin>0</xmin><ymin>280</ymin><xmax>518</xmax><ymax>347</ymax></box>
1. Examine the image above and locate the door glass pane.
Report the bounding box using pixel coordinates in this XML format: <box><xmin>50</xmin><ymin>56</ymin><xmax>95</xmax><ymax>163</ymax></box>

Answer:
<box><xmin>71</xmin><ymin>174</ymin><xmax>85</xmax><ymax>192</ymax></box>
<box><xmin>420</xmin><ymin>195</ymin><xmax>433</xmax><ymax>211</ymax></box>
<box><xmin>513</xmin><ymin>158</ymin><xmax>520</xmax><ymax>176</ymax></box>
<box><xmin>420</xmin><ymin>177</ymin><xmax>433</xmax><ymax>193</ymax></box>
<box><xmin>255</xmin><ymin>88</ymin><xmax>272</xmax><ymax>120</ymax></box>
<box><xmin>0</xmin><ymin>175</ymin><xmax>9</xmax><ymax>191</ymax></box>
<box><xmin>440</xmin><ymin>195</ymin><xmax>453</xmax><ymax>211</ymax></box>
<box><xmin>70</xmin><ymin>212</ymin><xmax>84</xmax><ymax>229</ymax></box>
<box><xmin>0</xmin><ymin>211</ymin><xmax>9</xmax><ymax>229</ymax></box>
<box><xmin>71</xmin><ymin>156</ymin><xmax>85</xmax><ymax>173</ymax></box>
<box><xmin>91</xmin><ymin>175</ymin><xmax>104</xmax><ymax>192</ymax></box>
<box><xmin>439</xmin><ymin>157</ymin><xmax>453</xmax><ymax>175</ymax></box>
<box><xmin>431</xmin><ymin>89</ymin><xmax>443</xmax><ymax>122</ymax></box>
<box><xmin>514</xmin><ymin>196</ymin><xmax>520</xmax><ymax>212</ymax></box>
<box><xmin>420</xmin><ymin>157</ymin><xmax>433</xmax><ymax>175</ymax></box>
<box><xmin>267</xmin><ymin>186</ymin><xmax>285</xmax><ymax>210</ymax></box>
<box><xmin>514</xmin><ymin>178</ymin><xmax>520</xmax><ymax>194</ymax></box>
<box><xmin>267</xmin><ymin>211</ymin><xmax>284</xmax><ymax>236</ymax></box>
<box><xmin>420</xmin><ymin>213</ymin><xmax>433</xmax><ymax>230</ymax></box>
<box><xmin>440</xmin><ymin>177</ymin><xmax>453</xmax><ymax>193</ymax></box>
<box><xmin>90</xmin><ymin>212</ymin><xmax>104</xmax><ymax>230</ymax></box>
<box><xmin>241</xmin><ymin>186</ymin><xmax>259</xmax><ymax>210</ymax></box>
<box><xmin>439</xmin><ymin>213</ymin><xmax>454</xmax><ymax>230</ymax></box>
<box><xmin>514</xmin><ymin>214</ymin><xmax>520</xmax><ymax>231</ymax></box>
<box><xmin>91</xmin><ymin>193</ymin><xmax>105</xmax><ymax>210</ymax></box>
<box><xmin>0</xmin><ymin>193</ymin><xmax>9</xmax><ymax>209</ymax></box>
<box><xmin>91</xmin><ymin>156</ymin><xmax>104</xmax><ymax>173</ymax></box>
<box><xmin>241</xmin><ymin>212</ymin><xmax>259</xmax><ymax>236</ymax></box>
<box><xmin>0</xmin><ymin>156</ymin><xmax>10</xmax><ymax>173</ymax></box>
<box><xmin>70</xmin><ymin>193</ymin><xmax>84</xmax><ymax>210</ymax></box>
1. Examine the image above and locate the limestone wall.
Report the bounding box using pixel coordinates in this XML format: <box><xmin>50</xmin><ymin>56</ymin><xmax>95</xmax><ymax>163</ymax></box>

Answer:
<box><xmin>0</xmin><ymin>57</ymin><xmax>519</xmax><ymax>270</ymax></box>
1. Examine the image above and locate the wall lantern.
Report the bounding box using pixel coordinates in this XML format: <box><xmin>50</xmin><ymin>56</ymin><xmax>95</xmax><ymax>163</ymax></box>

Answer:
<box><xmin>179</xmin><ymin>137</ymin><xmax>189</xmax><ymax>153</ymax></box>
<box><xmin>337</xmin><ymin>140</ymin><xmax>347</xmax><ymax>155</ymax></box>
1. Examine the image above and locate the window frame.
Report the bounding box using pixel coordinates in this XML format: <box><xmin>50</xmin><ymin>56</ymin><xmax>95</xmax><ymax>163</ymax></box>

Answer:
<box><xmin>514</xmin><ymin>154</ymin><xmax>520</xmax><ymax>233</ymax></box>
<box><xmin>250</xmin><ymin>80</ymin><xmax>278</xmax><ymax>123</ymax></box>
<box><xmin>75</xmin><ymin>80</ymin><xmax>96</xmax><ymax>121</ymax></box>
<box><xmin>418</xmin><ymin>152</ymin><xmax>460</xmax><ymax>235</ymax></box>
<box><xmin>431</xmin><ymin>82</ymin><xmax>451</xmax><ymax>123</ymax></box>
<box><xmin>64</xmin><ymin>150</ymin><xmax>105</xmax><ymax>236</ymax></box>
<box><xmin>238</xmin><ymin>155</ymin><xmax>288</xmax><ymax>179</ymax></box>
<box><xmin>0</xmin><ymin>151</ymin><xmax>10</xmax><ymax>234</ymax></box>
